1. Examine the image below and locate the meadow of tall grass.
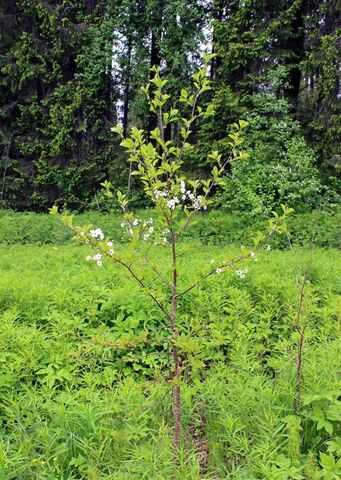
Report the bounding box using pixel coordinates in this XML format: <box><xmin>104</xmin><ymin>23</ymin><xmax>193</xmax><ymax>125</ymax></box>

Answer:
<box><xmin>0</xmin><ymin>225</ymin><xmax>339</xmax><ymax>478</ymax></box>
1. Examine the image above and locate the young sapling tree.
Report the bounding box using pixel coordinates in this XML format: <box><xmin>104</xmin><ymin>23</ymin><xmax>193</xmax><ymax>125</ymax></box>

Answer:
<box><xmin>50</xmin><ymin>57</ymin><xmax>292</xmax><ymax>459</ymax></box>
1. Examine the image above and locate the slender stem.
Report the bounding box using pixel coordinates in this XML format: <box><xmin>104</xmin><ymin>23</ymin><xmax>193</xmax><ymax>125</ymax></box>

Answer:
<box><xmin>287</xmin><ymin>216</ymin><xmax>318</xmax><ymax>415</ymax></box>
<box><xmin>114</xmin><ymin>257</ymin><xmax>168</xmax><ymax>317</ymax></box>
<box><xmin>295</xmin><ymin>328</ymin><xmax>305</xmax><ymax>414</ymax></box>
<box><xmin>294</xmin><ymin>266</ymin><xmax>307</xmax><ymax>416</ymax></box>
<box><xmin>169</xmin><ymin>224</ymin><xmax>181</xmax><ymax>454</ymax></box>
<box><xmin>61</xmin><ymin>220</ymin><xmax>169</xmax><ymax>318</ymax></box>
<box><xmin>176</xmin><ymin>230</ymin><xmax>276</xmax><ymax>298</ymax></box>
<box><xmin>178</xmin><ymin>90</ymin><xmax>200</xmax><ymax>160</ymax></box>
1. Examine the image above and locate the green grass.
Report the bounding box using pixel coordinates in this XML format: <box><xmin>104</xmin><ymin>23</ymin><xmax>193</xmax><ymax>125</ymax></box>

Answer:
<box><xmin>0</xmin><ymin>240</ymin><xmax>340</xmax><ymax>479</ymax></box>
<box><xmin>0</xmin><ymin>208</ymin><xmax>340</xmax><ymax>248</ymax></box>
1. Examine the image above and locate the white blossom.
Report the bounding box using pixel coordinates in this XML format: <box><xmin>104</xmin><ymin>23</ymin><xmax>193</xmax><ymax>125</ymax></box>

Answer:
<box><xmin>143</xmin><ymin>218</ymin><xmax>153</xmax><ymax>227</ymax></box>
<box><xmin>107</xmin><ymin>241</ymin><xmax>113</xmax><ymax>247</ymax></box>
<box><xmin>86</xmin><ymin>252</ymin><xmax>104</xmax><ymax>265</ymax></box>
<box><xmin>154</xmin><ymin>189</ymin><xmax>167</xmax><ymax>199</ymax></box>
<box><xmin>216</xmin><ymin>268</ymin><xmax>223</xmax><ymax>274</ymax></box>
<box><xmin>167</xmin><ymin>197</ymin><xmax>180</xmax><ymax>210</ymax></box>
<box><xmin>192</xmin><ymin>196</ymin><xmax>207</xmax><ymax>211</ymax></box>
<box><xmin>90</xmin><ymin>228</ymin><xmax>104</xmax><ymax>240</ymax></box>
<box><xmin>148</xmin><ymin>226</ymin><xmax>154</xmax><ymax>233</ymax></box>
<box><xmin>108</xmin><ymin>249</ymin><xmax>114</xmax><ymax>256</ymax></box>
<box><xmin>235</xmin><ymin>268</ymin><xmax>248</xmax><ymax>279</ymax></box>
<box><xmin>180</xmin><ymin>181</ymin><xmax>186</xmax><ymax>194</ymax></box>
<box><xmin>266</xmin><ymin>245</ymin><xmax>271</xmax><ymax>251</ymax></box>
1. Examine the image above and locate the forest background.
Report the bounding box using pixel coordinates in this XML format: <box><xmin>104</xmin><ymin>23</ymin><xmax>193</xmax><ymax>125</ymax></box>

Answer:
<box><xmin>0</xmin><ymin>0</ymin><xmax>340</xmax><ymax>214</ymax></box>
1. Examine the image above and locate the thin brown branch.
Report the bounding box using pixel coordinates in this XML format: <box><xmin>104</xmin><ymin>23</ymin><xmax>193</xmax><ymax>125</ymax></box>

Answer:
<box><xmin>176</xmin><ymin>230</ymin><xmax>275</xmax><ymax>298</ymax></box>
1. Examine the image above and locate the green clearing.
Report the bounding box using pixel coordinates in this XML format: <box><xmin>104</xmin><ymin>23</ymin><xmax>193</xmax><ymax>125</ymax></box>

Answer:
<box><xmin>0</xmin><ymin>232</ymin><xmax>340</xmax><ymax>479</ymax></box>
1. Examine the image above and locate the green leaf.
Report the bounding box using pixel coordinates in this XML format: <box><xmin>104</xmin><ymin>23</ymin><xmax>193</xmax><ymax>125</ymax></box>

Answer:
<box><xmin>48</xmin><ymin>205</ymin><xmax>58</xmax><ymax>216</ymax></box>
<box><xmin>120</xmin><ymin>138</ymin><xmax>135</xmax><ymax>149</ymax></box>
<box><xmin>110</xmin><ymin>124</ymin><xmax>123</xmax><ymax>136</ymax></box>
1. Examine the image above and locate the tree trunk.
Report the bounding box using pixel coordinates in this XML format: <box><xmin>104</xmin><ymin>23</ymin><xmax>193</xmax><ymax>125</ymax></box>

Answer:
<box><xmin>283</xmin><ymin>0</ymin><xmax>307</xmax><ymax>109</ymax></box>
<box><xmin>123</xmin><ymin>37</ymin><xmax>133</xmax><ymax>193</ymax></box>
<box><xmin>210</xmin><ymin>2</ymin><xmax>223</xmax><ymax>80</ymax></box>
<box><xmin>170</xmin><ymin>228</ymin><xmax>181</xmax><ymax>456</ymax></box>
<box><xmin>148</xmin><ymin>29</ymin><xmax>162</xmax><ymax>133</ymax></box>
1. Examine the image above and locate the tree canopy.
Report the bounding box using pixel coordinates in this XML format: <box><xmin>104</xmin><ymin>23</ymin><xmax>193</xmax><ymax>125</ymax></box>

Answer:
<box><xmin>0</xmin><ymin>0</ymin><xmax>340</xmax><ymax>211</ymax></box>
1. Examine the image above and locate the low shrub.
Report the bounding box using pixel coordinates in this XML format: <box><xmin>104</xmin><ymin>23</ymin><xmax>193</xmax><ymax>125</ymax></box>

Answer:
<box><xmin>0</xmin><ymin>208</ymin><xmax>339</xmax><ymax>248</ymax></box>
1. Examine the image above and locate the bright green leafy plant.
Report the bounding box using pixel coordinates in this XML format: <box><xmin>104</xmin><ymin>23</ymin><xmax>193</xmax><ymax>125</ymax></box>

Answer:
<box><xmin>0</xmin><ymin>241</ymin><xmax>339</xmax><ymax>477</ymax></box>
<box><xmin>50</xmin><ymin>57</ymin><xmax>292</xmax><ymax>460</ymax></box>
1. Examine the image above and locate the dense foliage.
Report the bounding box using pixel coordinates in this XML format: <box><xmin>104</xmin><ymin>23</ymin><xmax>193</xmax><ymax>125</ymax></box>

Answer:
<box><xmin>1</xmin><ymin>0</ymin><xmax>340</xmax><ymax>211</ymax></box>
<box><xmin>0</xmin><ymin>209</ymin><xmax>340</xmax><ymax>249</ymax></box>
<box><xmin>0</xmin><ymin>241</ymin><xmax>339</xmax><ymax>478</ymax></box>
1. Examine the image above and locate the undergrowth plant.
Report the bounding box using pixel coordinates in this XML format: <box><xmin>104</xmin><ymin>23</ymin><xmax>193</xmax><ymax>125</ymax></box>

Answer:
<box><xmin>284</xmin><ymin>225</ymin><xmax>341</xmax><ymax>480</ymax></box>
<box><xmin>0</xmin><ymin>243</ymin><xmax>339</xmax><ymax>478</ymax></box>
<box><xmin>50</xmin><ymin>57</ymin><xmax>292</xmax><ymax>463</ymax></box>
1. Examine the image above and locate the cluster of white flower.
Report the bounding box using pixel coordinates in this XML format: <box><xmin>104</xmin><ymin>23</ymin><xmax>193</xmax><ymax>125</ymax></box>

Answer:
<box><xmin>235</xmin><ymin>268</ymin><xmax>248</xmax><ymax>279</ymax></box>
<box><xmin>106</xmin><ymin>241</ymin><xmax>114</xmax><ymax>256</ymax></box>
<box><xmin>142</xmin><ymin>218</ymin><xmax>154</xmax><ymax>241</ymax></box>
<box><xmin>180</xmin><ymin>181</ymin><xmax>207</xmax><ymax>211</ymax></box>
<box><xmin>192</xmin><ymin>196</ymin><xmax>207</xmax><ymax>211</ymax></box>
<box><xmin>156</xmin><ymin>228</ymin><xmax>170</xmax><ymax>244</ymax></box>
<box><xmin>143</xmin><ymin>227</ymin><xmax>154</xmax><ymax>241</ymax></box>
<box><xmin>86</xmin><ymin>253</ymin><xmax>103</xmax><ymax>267</ymax></box>
<box><xmin>143</xmin><ymin>218</ymin><xmax>153</xmax><ymax>227</ymax></box>
<box><xmin>121</xmin><ymin>220</ymin><xmax>138</xmax><ymax>235</ymax></box>
<box><xmin>250</xmin><ymin>251</ymin><xmax>258</xmax><ymax>262</ymax></box>
<box><xmin>153</xmin><ymin>189</ymin><xmax>168</xmax><ymax>199</ymax></box>
<box><xmin>167</xmin><ymin>197</ymin><xmax>180</xmax><ymax>210</ymax></box>
<box><xmin>167</xmin><ymin>189</ymin><xmax>206</xmax><ymax>211</ymax></box>
<box><xmin>120</xmin><ymin>217</ymin><xmax>156</xmax><ymax>241</ymax></box>
<box><xmin>153</xmin><ymin>182</ymin><xmax>207</xmax><ymax>212</ymax></box>
<box><xmin>90</xmin><ymin>228</ymin><xmax>104</xmax><ymax>240</ymax></box>
<box><xmin>121</xmin><ymin>219</ymin><xmax>139</xmax><ymax>228</ymax></box>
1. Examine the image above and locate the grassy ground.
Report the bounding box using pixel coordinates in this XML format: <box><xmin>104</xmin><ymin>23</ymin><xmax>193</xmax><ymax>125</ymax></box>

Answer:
<box><xmin>0</xmin><ymin>239</ymin><xmax>340</xmax><ymax>479</ymax></box>
<box><xmin>0</xmin><ymin>209</ymin><xmax>340</xmax><ymax>248</ymax></box>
